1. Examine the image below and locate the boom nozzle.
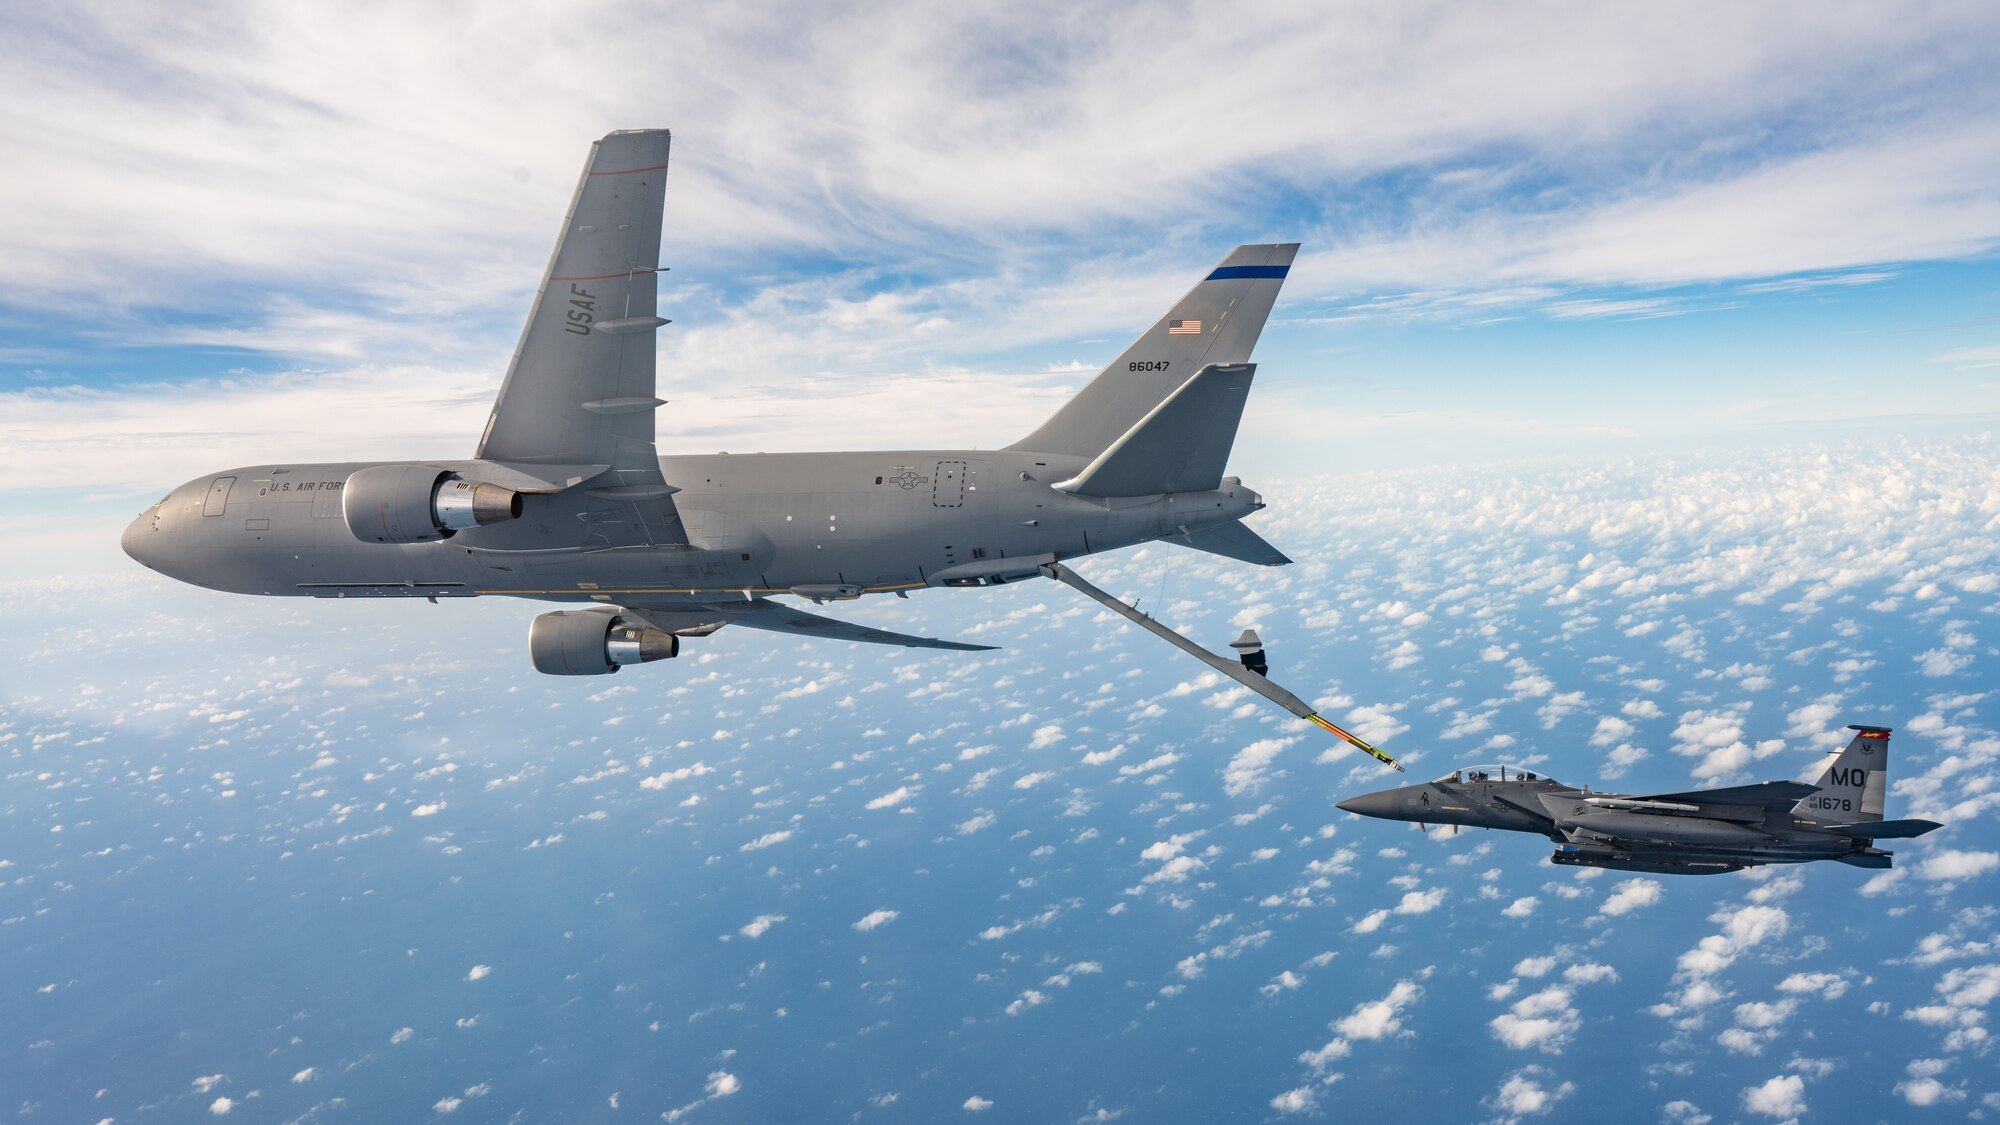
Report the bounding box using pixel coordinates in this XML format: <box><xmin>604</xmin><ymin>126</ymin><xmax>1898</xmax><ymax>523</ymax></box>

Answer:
<box><xmin>1306</xmin><ymin>714</ymin><xmax>1404</xmax><ymax>772</ymax></box>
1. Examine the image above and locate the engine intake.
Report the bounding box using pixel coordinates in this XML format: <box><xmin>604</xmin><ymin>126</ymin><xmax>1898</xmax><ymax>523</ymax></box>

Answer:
<box><xmin>530</xmin><ymin>608</ymin><xmax>680</xmax><ymax>675</ymax></box>
<box><xmin>343</xmin><ymin>464</ymin><xmax>522</xmax><ymax>543</ymax></box>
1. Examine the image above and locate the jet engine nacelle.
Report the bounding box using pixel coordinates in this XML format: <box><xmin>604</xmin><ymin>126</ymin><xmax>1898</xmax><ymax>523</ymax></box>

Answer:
<box><xmin>342</xmin><ymin>464</ymin><xmax>522</xmax><ymax>543</ymax></box>
<box><xmin>529</xmin><ymin>608</ymin><xmax>680</xmax><ymax>675</ymax></box>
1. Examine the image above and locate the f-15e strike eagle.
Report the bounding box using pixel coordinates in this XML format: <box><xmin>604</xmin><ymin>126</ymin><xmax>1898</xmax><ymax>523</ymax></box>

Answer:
<box><xmin>1336</xmin><ymin>725</ymin><xmax>1943</xmax><ymax>874</ymax></box>
<box><xmin>121</xmin><ymin>128</ymin><xmax>1400</xmax><ymax>768</ymax></box>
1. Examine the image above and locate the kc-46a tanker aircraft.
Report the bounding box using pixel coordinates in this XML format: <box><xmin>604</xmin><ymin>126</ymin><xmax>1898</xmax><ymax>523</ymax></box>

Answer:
<box><xmin>1336</xmin><ymin>725</ymin><xmax>1943</xmax><ymax>874</ymax></box>
<box><xmin>121</xmin><ymin>128</ymin><xmax>1401</xmax><ymax>769</ymax></box>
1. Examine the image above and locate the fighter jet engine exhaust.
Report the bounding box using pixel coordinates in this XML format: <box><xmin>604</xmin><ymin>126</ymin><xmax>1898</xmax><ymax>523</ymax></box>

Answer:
<box><xmin>529</xmin><ymin>608</ymin><xmax>680</xmax><ymax>675</ymax></box>
<box><xmin>342</xmin><ymin>465</ymin><xmax>522</xmax><ymax>544</ymax></box>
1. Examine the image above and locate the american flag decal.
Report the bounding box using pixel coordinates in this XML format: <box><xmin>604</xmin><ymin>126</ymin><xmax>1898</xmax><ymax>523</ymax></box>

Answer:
<box><xmin>1168</xmin><ymin>318</ymin><xmax>1202</xmax><ymax>335</ymax></box>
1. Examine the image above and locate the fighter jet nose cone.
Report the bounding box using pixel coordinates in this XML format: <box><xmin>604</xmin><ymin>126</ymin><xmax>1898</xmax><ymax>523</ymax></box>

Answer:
<box><xmin>1336</xmin><ymin>790</ymin><xmax>1398</xmax><ymax>818</ymax></box>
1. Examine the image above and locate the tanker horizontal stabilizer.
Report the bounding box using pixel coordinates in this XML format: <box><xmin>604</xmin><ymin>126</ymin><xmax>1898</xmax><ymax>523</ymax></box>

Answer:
<box><xmin>1172</xmin><ymin>519</ymin><xmax>1290</xmax><ymax>566</ymax></box>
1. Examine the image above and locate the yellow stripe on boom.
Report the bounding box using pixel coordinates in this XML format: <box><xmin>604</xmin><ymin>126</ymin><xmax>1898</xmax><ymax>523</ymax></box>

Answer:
<box><xmin>1307</xmin><ymin>714</ymin><xmax>1404</xmax><ymax>771</ymax></box>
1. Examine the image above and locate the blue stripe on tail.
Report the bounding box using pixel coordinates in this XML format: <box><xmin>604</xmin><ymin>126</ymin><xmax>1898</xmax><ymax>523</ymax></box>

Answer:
<box><xmin>1205</xmin><ymin>265</ymin><xmax>1290</xmax><ymax>280</ymax></box>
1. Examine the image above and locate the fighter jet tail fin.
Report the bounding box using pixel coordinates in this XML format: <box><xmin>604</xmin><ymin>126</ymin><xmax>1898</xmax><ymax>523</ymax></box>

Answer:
<box><xmin>1794</xmin><ymin>724</ymin><xmax>1892</xmax><ymax>822</ymax></box>
<box><xmin>1007</xmin><ymin>243</ymin><xmax>1296</xmax><ymax>460</ymax></box>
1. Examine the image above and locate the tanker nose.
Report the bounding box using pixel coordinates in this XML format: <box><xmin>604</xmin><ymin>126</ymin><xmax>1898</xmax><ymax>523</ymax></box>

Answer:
<box><xmin>122</xmin><ymin>505</ymin><xmax>162</xmax><ymax>570</ymax></box>
<box><xmin>1336</xmin><ymin>790</ymin><xmax>1401</xmax><ymax>819</ymax></box>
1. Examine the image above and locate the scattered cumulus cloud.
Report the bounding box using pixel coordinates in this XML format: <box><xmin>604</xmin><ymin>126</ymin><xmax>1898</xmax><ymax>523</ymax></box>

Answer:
<box><xmin>866</xmin><ymin>785</ymin><xmax>914</xmax><ymax>809</ymax></box>
<box><xmin>640</xmin><ymin>762</ymin><xmax>715</xmax><ymax>790</ymax></box>
<box><xmin>1741</xmin><ymin>1074</ymin><xmax>1806</xmax><ymax>1119</ymax></box>
<box><xmin>1299</xmin><ymin>979</ymin><xmax>1423</xmax><ymax>1073</ymax></box>
<box><xmin>852</xmin><ymin>909</ymin><xmax>899</xmax><ymax>932</ymax></box>
<box><xmin>1489</xmin><ymin>1066</ymin><xmax>1575</xmax><ymax>1119</ymax></box>
<box><xmin>1917</xmin><ymin>850</ymin><xmax>1998</xmax><ymax>883</ymax></box>
<box><xmin>1598</xmin><ymin>878</ymin><xmax>1663</xmax><ymax>917</ymax></box>
<box><xmin>1490</xmin><ymin>987</ymin><xmax>1581</xmax><ymax>1052</ymax></box>
<box><xmin>1223</xmin><ymin>737</ymin><xmax>1294</xmax><ymax>797</ymax></box>
<box><xmin>1269</xmin><ymin>1086</ymin><xmax>1317</xmax><ymax>1114</ymax></box>
<box><xmin>740</xmin><ymin>830</ymin><xmax>794</xmax><ymax>851</ymax></box>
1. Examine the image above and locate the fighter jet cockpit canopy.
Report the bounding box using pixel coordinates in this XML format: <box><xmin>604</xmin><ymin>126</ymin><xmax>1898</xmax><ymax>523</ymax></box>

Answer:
<box><xmin>1430</xmin><ymin>763</ymin><xmax>1557</xmax><ymax>785</ymax></box>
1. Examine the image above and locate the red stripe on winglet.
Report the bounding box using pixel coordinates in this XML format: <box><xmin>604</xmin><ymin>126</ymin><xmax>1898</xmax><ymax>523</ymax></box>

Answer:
<box><xmin>590</xmin><ymin>164</ymin><xmax>669</xmax><ymax>177</ymax></box>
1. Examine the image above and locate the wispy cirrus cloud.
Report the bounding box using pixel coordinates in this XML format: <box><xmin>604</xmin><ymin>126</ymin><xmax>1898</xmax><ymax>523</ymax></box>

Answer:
<box><xmin>7</xmin><ymin>1</ymin><xmax>2000</xmax><ymax>500</ymax></box>
<box><xmin>3</xmin><ymin>1</ymin><xmax>1999</xmax><ymax>323</ymax></box>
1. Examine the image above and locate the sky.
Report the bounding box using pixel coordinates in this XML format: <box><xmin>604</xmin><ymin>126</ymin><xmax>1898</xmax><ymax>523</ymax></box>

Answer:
<box><xmin>4</xmin><ymin>2</ymin><xmax>2000</xmax><ymax>1122</ymax></box>
<box><xmin>5</xmin><ymin>0</ymin><xmax>2000</xmax><ymax>514</ymax></box>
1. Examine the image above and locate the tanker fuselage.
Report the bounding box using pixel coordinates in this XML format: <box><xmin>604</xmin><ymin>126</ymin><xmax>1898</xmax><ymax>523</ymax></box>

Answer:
<box><xmin>122</xmin><ymin>450</ymin><xmax>1265</xmax><ymax>602</ymax></box>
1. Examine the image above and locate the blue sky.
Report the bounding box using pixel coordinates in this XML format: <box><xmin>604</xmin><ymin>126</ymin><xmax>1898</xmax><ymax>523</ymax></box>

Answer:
<box><xmin>5</xmin><ymin>1</ymin><xmax>2000</xmax><ymax>524</ymax></box>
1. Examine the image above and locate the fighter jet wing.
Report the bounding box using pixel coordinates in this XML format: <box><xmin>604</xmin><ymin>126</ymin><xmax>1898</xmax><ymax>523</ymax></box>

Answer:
<box><xmin>1631</xmin><ymin>780</ymin><xmax>1821</xmax><ymax>810</ymax></box>
<box><xmin>622</xmin><ymin>599</ymin><xmax>997</xmax><ymax>651</ymax></box>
